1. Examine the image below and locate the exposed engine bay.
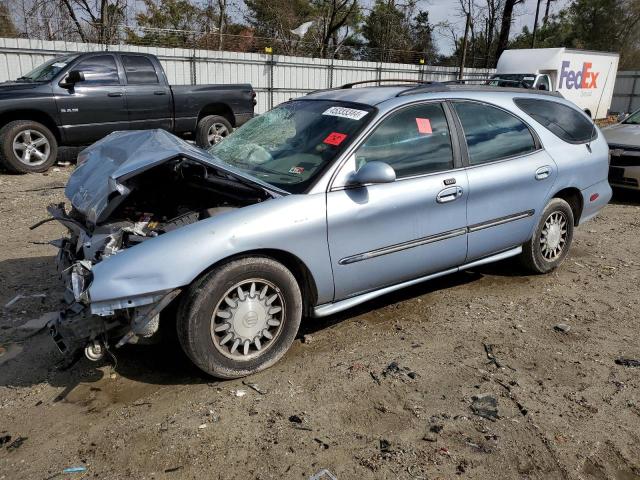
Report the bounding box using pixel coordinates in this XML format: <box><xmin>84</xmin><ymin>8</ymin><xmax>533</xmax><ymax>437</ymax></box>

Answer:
<box><xmin>37</xmin><ymin>153</ymin><xmax>275</xmax><ymax>362</ymax></box>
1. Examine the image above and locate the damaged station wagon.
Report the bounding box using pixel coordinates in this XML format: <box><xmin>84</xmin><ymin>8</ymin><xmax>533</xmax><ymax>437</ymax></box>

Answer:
<box><xmin>42</xmin><ymin>81</ymin><xmax>612</xmax><ymax>378</ymax></box>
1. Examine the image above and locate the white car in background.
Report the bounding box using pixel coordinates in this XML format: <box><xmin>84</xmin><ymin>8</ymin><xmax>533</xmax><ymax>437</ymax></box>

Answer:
<box><xmin>603</xmin><ymin>109</ymin><xmax>640</xmax><ymax>190</ymax></box>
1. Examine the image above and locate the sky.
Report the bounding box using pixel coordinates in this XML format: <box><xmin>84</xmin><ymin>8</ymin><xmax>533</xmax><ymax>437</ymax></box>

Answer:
<box><xmin>423</xmin><ymin>0</ymin><xmax>570</xmax><ymax>54</ymax></box>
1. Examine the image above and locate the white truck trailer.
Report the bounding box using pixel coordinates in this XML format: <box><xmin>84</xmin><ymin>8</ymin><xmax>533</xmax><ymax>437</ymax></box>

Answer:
<box><xmin>493</xmin><ymin>48</ymin><xmax>619</xmax><ymax>119</ymax></box>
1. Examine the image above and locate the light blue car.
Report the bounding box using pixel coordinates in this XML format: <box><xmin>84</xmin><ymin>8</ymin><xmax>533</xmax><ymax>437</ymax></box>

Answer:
<box><xmin>45</xmin><ymin>81</ymin><xmax>612</xmax><ymax>378</ymax></box>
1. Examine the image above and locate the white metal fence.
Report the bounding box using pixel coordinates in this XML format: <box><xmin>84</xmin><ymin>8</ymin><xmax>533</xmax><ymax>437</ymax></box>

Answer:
<box><xmin>611</xmin><ymin>71</ymin><xmax>640</xmax><ymax>114</ymax></box>
<box><xmin>0</xmin><ymin>37</ymin><xmax>494</xmax><ymax>114</ymax></box>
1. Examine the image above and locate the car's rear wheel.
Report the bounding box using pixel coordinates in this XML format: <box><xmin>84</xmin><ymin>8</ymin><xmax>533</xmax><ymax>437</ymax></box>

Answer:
<box><xmin>176</xmin><ymin>257</ymin><xmax>302</xmax><ymax>378</ymax></box>
<box><xmin>521</xmin><ymin>198</ymin><xmax>574</xmax><ymax>273</ymax></box>
<box><xmin>195</xmin><ymin>115</ymin><xmax>232</xmax><ymax>148</ymax></box>
<box><xmin>0</xmin><ymin>120</ymin><xmax>58</xmax><ymax>173</ymax></box>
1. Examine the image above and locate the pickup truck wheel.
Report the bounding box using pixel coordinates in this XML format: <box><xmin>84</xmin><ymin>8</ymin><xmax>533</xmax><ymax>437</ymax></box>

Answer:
<box><xmin>0</xmin><ymin>120</ymin><xmax>58</xmax><ymax>173</ymax></box>
<box><xmin>176</xmin><ymin>257</ymin><xmax>303</xmax><ymax>378</ymax></box>
<box><xmin>521</xmin><ymin>198</ymin><xmax>574</xmax><ymax>274</ymax></box>
<box><xmin>196</xmin><ymin>115</ymin><xmax>232</xmax><ymax>148</ymax></box>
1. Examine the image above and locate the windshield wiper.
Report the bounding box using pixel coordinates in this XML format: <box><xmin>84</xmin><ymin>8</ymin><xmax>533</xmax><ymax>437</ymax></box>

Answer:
<box><xmin>16</xmin><ymin>76</ymin><xmax>34</xmax><ymax>82</ymax></box>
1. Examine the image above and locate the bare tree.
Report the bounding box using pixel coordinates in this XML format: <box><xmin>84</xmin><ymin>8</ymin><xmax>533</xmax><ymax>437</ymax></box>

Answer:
<box><xmin>495</xmin><ymin>0</ymin><xmax>523</xmax><ymax>61</ymax></box>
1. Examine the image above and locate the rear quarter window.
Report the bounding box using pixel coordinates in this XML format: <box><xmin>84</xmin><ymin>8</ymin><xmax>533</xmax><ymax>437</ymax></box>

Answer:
<box><xmin>514</xmin><ymin>98</ymin><xmax>595</xmax><ymax>144</ymax></box>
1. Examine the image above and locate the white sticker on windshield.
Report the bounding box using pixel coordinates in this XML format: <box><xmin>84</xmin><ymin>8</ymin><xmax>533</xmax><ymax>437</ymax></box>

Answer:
<box><xmin>52</xmin><ymin>62</ymin><xmax>68</xmax><ymax>68</ymax></box>
<box><xmin>524</xmin><ymin>76</ymin><xmax>535</xmax><ymax>80</ymax></box>
<box><xmin>322</xmin><ymin>106</ymin><xmax>369</xmax><ymax>120</ymax></box>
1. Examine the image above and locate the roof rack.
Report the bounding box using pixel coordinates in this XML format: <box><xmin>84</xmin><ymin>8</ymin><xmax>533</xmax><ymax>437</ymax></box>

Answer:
<box><xmin>340</xmin><ymin>79</ymin><xmax>436</xmax><ymax>89</ymax></box>
<box><xmin>444</xmin><ymin>77</ymin><xmax>533</xmax><ymax>89</ymax></box>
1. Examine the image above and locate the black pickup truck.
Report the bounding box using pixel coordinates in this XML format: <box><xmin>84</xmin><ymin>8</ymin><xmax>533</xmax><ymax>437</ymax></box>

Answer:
<box><xmin>0</xmin><ymin>51</ymin><xmax>255</xmax><ymax>173</ymax></box>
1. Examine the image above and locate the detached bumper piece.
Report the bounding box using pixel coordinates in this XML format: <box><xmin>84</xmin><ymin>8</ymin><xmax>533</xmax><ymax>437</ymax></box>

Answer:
<box><xmin>609</xmin><ymin>147</ymin><xmax>640</xmax><ymax>189</ymax></box>
<box><xmin>50</xmin><ymin>302</ymin><xmax>126</xmax><ymax>355</ymax></box>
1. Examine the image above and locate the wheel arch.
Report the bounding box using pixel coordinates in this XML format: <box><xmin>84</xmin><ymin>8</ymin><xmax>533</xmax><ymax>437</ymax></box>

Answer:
<box><xmin>197</xmin><ymin>103</ymin><xmax>235</xmax><ymax>127</ymax></box>
<box><xmin>552</xmin><ymin>187</ymin><xmax>583</xmax><ymax>226</ymax></box>
<box><xmin>193</xmin><ymin>248</ymin><xmax>319</xmax><ymax>317</ymax></box>
<box><xmin>0</xmin><ymin>109</ymin><xmax>61</xmax><ymax>142</ymax></box>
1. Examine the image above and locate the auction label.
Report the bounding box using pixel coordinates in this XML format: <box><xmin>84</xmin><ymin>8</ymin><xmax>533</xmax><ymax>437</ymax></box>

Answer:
<box><xmin>322</xmin><ymin>107</ymin><xmax>369</xmax><ymax>120</ymax></box>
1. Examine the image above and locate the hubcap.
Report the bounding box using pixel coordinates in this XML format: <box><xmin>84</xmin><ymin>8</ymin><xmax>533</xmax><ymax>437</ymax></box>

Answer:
<box><xmin>12</xmin><ymin>129</ymin><xmax>50</xmax><ymax>166</ymax></box>
<box><xmin>540</xmin><ymin>211</ymin><xmax>568</xmax><ymax>261</ymax></box>
<box><xmin>207</xmin><ymin>123</ymin><xmax>229</xmax><ymax>145</ymax></box>
<box><xmin>211</xmin><ymin>279</ymin><xmax>285</xmax><ymax>360</ymax></box>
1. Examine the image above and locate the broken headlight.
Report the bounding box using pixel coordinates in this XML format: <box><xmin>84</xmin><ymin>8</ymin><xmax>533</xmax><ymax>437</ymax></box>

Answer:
<box><xmin>71</xmin><ymin>262</ymin><xmax>93</xmax><ymax>303</ymax></box>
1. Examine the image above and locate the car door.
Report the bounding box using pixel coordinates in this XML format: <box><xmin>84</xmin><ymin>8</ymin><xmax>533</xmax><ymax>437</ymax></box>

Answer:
<box><xmin>326</xmin><ymin>102</ymin><xmax>469</xmax><ymax>301</ymax></box>
<box><xmin>450</xmin><ymin>100</ymin><xmax>558</xmax><ymax>261</ymax></box>
<box><xmin>120</xmin><ymin>54</ymin><xmax>172</xmax><ymax>131</ymax></box>
<box><xmin>54</xmin><ymin>53</ymin><xmax>128</xmax><ymax>144</ymax></box>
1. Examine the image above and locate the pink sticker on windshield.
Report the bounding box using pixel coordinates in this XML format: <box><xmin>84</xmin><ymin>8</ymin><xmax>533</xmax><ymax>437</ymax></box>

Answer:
<box><xmin>416</xmin><ymin>118</ymin><xmax>432</xmax><ymax>134</ymax></box>
<box><xmin>289</xmin><ymin>166</ymin><xmax>304</xmax><ymax>174</ymax></box>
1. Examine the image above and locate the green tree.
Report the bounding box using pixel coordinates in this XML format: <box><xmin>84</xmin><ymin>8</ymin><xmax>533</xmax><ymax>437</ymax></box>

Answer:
<box><xmin>362</xmin><ymin>0</ymin><xmax>414</xmax><ymax>62</ymax></box>
<box><xmin>411</xmin><ymin>10</ymin><xmax>438</xmax><ymax>62</ymax></box>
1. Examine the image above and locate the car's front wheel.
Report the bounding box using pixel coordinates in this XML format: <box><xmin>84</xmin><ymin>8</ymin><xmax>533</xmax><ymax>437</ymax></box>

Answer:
<box><xmin>177</xmin><ymin>257</ymin><xmax>302</xmax><ymax>378</ymax></box>
<box><xmin>521</xmin><ymin>198</ymin><xmax>574</xmax><ymax>273</ymax></box>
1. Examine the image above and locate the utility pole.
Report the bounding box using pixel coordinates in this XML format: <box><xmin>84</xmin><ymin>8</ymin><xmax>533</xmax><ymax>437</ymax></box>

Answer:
<box><xmin>459</xmin><ymin>12</ymin><xmax>471</xmax><ymax>80</ymax></box>
<box><xmin>531</xmin><ymin>0</ymin><xmax>541</xmax><ymax>48</ymax></box>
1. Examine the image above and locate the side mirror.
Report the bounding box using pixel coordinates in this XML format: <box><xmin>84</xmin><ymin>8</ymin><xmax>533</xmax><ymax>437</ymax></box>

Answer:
<box><xmin>60</xmin><ymin>70</ymin><xmax>84</xmax><ymax>88</ymax></box>
<box><xmin>617</xmin><ymin>112</ymin><xmax>629</xmax><ymax>123</ymax></box>
<box><xmin>349</xmin><ymin>161</ymin><xmax>396</xmax><ymax>186</ymax></box>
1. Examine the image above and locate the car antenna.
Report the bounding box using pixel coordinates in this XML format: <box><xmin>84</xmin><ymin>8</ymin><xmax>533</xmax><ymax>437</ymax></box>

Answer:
<box><xmin>587</xmin><ymin>61</ymin><xmax>613</xmax><ymax>153</ymax></box>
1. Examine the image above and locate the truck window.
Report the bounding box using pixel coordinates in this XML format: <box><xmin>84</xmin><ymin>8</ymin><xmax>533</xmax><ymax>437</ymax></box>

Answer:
<box><xmin>514</xmin><ymin>98</ymin><xmax>595</xmax><ymax>144</ymax></box>
<box><xmin>122</xmin><ymin>55</ymin><xmax>159</xmax><ymax>84</ymax></box>
<box><xmin>74</xmin><ymin>55</ymin><xmax>119</xmax><ymax>85</ymax></box>
<box><xmin>452</xmin><ymin>101</ymin><xmax>536</xmax><ymax>165</ymax></box>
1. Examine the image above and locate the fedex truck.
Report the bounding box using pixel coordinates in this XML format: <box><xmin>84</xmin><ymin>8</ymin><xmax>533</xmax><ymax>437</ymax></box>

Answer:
<box><xmin>493</xmin><ymin>48</ymin><xmax>619</xmax><ymax>119</ymax></box>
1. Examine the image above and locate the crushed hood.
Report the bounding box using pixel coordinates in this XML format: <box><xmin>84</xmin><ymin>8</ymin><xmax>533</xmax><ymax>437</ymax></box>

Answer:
<box><xmin>66</xmin><ymin>129</ymin><xmax>286</xmax><ymax>225</ymax></box>
<box><xmin>602</xmin><ymin>123</ymin><xmax>640</xmax><ymax>148</ymax></box>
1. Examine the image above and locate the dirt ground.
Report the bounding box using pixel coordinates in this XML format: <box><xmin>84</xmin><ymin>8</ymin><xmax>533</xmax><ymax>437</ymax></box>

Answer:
<box><xmin>1</xmin><ymin>161</ymin><xmax>639</xmax><ymax>480</ymax></box>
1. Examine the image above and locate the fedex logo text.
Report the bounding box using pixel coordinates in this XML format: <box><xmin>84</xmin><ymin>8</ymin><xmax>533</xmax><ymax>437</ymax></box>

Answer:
<box><xmin>559</xmin><ymin>61</ymin><xmax>599</xmax><ymax>89</ymax></box>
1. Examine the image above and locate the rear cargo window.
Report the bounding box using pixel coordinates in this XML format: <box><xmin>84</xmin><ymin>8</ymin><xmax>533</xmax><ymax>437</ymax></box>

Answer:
<box><xmin>122</xmin><ymin>55</ymin><xmax>159</xmax><ymax>84</ymax></box>
<box><xmin>514</xmin><ymin>98</ymin><xmax>595</xmax><ymax>144</ymax></box>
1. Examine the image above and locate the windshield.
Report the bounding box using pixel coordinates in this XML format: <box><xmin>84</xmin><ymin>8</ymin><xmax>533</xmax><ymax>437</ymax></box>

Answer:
<box><xmin>208</xmin><ymin>100</ymin><xmax>375</xmax><ymax>193</ymax></box>
<box><xmin>623</xmin><ymin>109</ymin><xmax>640</xmax><ymax>124</ymax></box>
<box><xmin>18</xmin><ymin>55</ymin><xmax>78</xmax><ymax>82</ymax></box>
<box><xmin>489</xmin><ymin>74</ymin><xmax>536</xmax><ymax>88</ymax></box>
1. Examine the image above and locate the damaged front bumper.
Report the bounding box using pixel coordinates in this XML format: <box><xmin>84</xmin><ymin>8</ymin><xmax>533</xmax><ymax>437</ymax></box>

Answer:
<box><xmin>36</xmin><ymin>203</ymin><xmax>182</xmax><ymax>359</ymax></box>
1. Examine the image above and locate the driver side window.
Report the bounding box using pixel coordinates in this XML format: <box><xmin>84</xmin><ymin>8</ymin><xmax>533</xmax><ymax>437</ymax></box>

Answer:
<box><xmin>354</xmin><ymin>103</ymin><xmax>454</xmax><ymax>178</ymax></box>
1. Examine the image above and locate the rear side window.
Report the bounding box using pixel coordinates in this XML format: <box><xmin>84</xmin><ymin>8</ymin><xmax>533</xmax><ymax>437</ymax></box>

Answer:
<box><xmin>74</xmin><ymin>55</ymin><xmax>119</xmax><ymax>85</ymax></box>
<box><xmin>355</xmin><ymin>103</ymin><xmax>454</xmax><ymax>178</ymax></box>
<box><xmin>514</xmin><ymin>98</ymin><xmax>594</xmax><ymax>143</ymax></box>
<box><xmin>122</xmin><ymin>55</ymin><xmax>159</xmax><ymax>84</ymax></box>
<box><xmin>453</xmin><ymin>101</ymin><xmax>536</xmax><ymax>165</ymax></box>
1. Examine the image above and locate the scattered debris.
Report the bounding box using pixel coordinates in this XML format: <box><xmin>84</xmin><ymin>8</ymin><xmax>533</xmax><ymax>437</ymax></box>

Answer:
<box><xmin>407</xmin><ymin>371</ymin><xmax>418</xmax><ymax>379</ymax></box>
<box><xmin>303</xmin><ymin>334</ymin><xmax>313</xmax><ymax>344</ymax></box>
<box><xmin>309</xmin><ymin>469</ymin><xmax>337</xmax><ymax>480</ymax></box>
<box><xmin>313</xmin><ymin>438</ymin><xmax>329</xmax><ymax>449</ymax></box>
<box><xmin>289</xmin><ymin>414</ymin><xmax>303</xmax><ymax>424</ymax></box>
<box><xmin>430</xmin><ymin>423</ymin><xmax>444</xmax><ymax>433</ymax></box>
<box><xmin>4</xmin><ymin>293</ymin><xmax>47</xmax><ymax>308</ymax></box>
<box><xmin>0</xmin><ymin>434</ymin><xmax>11</xmax><ymax>446</ymax></box>
<box><xmin>370</xmin><ymin>371</ymin><xmax>381</xmax><ymax>385</ymax></box>
<box><xmin>615</xmin><ymin>357</ymin><xmax>640</xmax><ymax>368</ymax></box>
<box><xmin>470</xmin><ymin>393</ymin><xmax>498</xmax><ymax>421</ymax></box>
<box><xmin>242</xmin><ymin>380</ymin><xmax>267</xmax><ymax>395</ymax></box>
<box><xmin>382</xmin><ymin>361</ymin><xmax>401</xmax><ymax>377</ymax></box>
<box><xmin>379</xmin><ymin>439</ymin><xmax>391</xmax><ymax>452</ymax></box>
<box><xmin>422</xmin><ymin>433</ymin><xmax>437</xmax><ymax>442</ymax></box>
<box><xmin>17</xmin><ymin>311</ymin><xmax>57</xmax><ymax>331</ymax></box>
<box><xmin>231</xmin><ymin>389</ymin><xmax>247</xmax><ymax>397</ymax></box>
<box><xmin>554</xmin><ymin>323</ymin><xmax>571</xmax><ymax>333</ymax></box>
<box><xmin>6</xmin><ymin>436</ymin><xmax>27</xmax><ymax>452</ymax></box>
<box><xmin>62</xmin><ymin>466</ymin><xmax>87</xmax><ymax>474</ymax></box>
<box><xmin>198</xmin><ymin>424</ymin><xmax>207</xmax><ymax>429</ymax></box>
<box><xmin>164</xmin><ymin>466</ymin><xmax>183</xmax><ymax>473</ymax></box>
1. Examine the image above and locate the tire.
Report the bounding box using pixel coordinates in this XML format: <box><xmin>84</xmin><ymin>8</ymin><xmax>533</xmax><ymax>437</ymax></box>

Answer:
<box><xmin>195</xmin><ymin>115</ymin><xmax>232</xmax><ymax>148</ymax></box>
<box><xmin>521</xmin><ymin>198</ymin><xmax>574</xmax><ymax>274</ymax></box>
<box><xmin>0</xmin><ymin>120</ymin><xmax>58</xmax><ymax>173</ymax></box>
<box><xmin>176</xmin><ymin>257</ymin><xmax>303</xmax><ymax>378</ymax></box>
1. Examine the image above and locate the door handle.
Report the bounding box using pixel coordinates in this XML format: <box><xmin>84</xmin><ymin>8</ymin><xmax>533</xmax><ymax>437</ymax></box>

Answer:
<box><xmin>436</xmin><ymin>186</ymin><xmax>463</xmax><ymax>204</ymax></box>
<box><xmin>535</xmin><ymin>166</ymin><xmax>551</xmax><ymax>180</ymax></box>
<box><xmin>107</xmin><ymin>91</ymin><xmax>123</xmax><ymax>97</ymax></box>
<box><xmin>154</xmin><ymin>91</ymin><xmax>167</xmax><ymax>95</ymax></box>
